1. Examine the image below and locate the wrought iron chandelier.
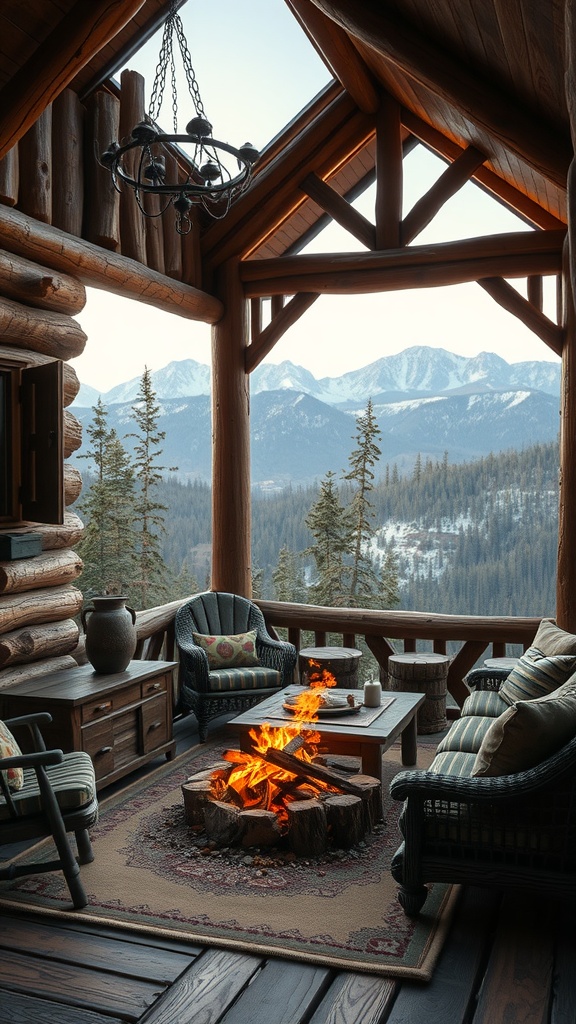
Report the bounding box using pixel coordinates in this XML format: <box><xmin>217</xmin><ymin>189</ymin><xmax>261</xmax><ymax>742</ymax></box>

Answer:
<box><xmin>100</xmin><ymin>0</ymin><xmax>259</xmax><ymax>233</ymax></box>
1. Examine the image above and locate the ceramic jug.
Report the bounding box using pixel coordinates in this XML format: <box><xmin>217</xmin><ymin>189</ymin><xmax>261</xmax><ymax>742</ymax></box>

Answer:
<box><xmin>81</xmin><ymin>595</ymin><xmax>137</xmax><ymax>674</ymax></box>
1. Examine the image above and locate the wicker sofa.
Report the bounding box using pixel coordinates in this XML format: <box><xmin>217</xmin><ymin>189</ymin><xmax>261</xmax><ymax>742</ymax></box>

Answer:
<box><xmin>390</xmin><ymin>619</ymin><xmax>576</xmax><ymax>915</ymax></box>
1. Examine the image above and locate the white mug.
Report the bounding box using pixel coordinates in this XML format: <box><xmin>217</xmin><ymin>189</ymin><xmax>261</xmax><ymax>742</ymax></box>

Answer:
<box><xmin>363</xmin><ymin>680</ymin><xmax>382</xmax><ymax>707</ymax></box>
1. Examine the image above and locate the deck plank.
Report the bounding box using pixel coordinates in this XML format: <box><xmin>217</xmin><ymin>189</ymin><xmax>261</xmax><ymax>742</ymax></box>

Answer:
<box><xmin>220</xmin><ymin>957</ymin><xmax>333</xmax><ymax>1023</ymax></box>
<box><xmin>551</xmin><ymin>898</ymin><xmax>576</xmax><ymax>1024</ymax></box>
<box><xmin>384</xmin><ymin>886</ymin><xmax>501</xmax><ymax>1024</ymax></box>
<box><xmin>0</xmin><ymin>914</ymin><xmax>194</xmax><ymax>983</ymax></box>
<box><xmin>0</xmin><ymin>990</ymin><xmax>124</xmax><ymax>1024</ymax></box>
<box><xmin>0</xmin><ymin>948</ymin><xmax>164</xmax><ymax>1022</ymax></box>
<box><xmin>472</xmin><ymin>891</ymin><xmax>554</xmax><ymax>1024</ymax></box>
<box><xmin>142</xmin><ymin>947</ymin><xmax>264</xmax><ymax>1024</ymax></box>
<box><xmin>308</xmin><ymin>972</ymin><xmax>397</xmax><ymax>1024</ymax></box>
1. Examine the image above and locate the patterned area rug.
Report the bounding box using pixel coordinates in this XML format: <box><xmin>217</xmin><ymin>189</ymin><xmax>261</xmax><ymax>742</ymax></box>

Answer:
<box><xmin>0</xmin><ymin>738</ymin><xmax>458</xmax><ymax>980</ymax></box>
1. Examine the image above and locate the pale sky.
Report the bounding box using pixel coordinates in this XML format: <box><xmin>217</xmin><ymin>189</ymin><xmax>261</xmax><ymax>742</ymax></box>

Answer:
<box><xmin>71</xmin><ymin>0</ymin><xmax>561</xmax><ymax>393</ymax></box>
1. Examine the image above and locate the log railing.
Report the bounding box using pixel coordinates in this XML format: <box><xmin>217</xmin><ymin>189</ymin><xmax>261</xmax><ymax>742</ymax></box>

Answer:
<box><xmin>127</xmin><ymin>597</ymin><xmax>542</xmax><ymax>709</ymax></box>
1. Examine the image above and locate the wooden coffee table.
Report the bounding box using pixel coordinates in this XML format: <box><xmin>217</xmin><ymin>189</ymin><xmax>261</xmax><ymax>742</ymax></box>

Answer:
<box><xmin>227</xmin><ymin>686</ymin><xmax>426</xmax><ymax>784</ymax></box>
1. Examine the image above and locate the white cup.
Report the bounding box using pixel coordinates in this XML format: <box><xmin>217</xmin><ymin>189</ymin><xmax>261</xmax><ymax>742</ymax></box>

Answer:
<box><xmin>363</xmin><ymin>680</ymin><xmax>382</xmax><ymax>707</ymax></box>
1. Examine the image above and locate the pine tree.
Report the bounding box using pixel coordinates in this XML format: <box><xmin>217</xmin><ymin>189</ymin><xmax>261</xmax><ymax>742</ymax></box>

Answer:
<box><xmin>127</xmin><ymin>368</ymin><xmax>176</xmax><ymax>609</ymax></box>
<box><xmin>305</xmin><ymin>471</ymin><xmax>351</xmax><ymax>605</ymax></box>
<box><xmin>77</xmin><ymin>401</ymin><xmax>138</xmax><ymax>597</ymax></box>
<box><xmin>272</xmin><ymin>545</ymin><xmax>306</xmax><ymax>602</ymax></box>
<box><xmin>344</xmin><ymin>399</ymin><xmax>399</xmax><ymax>608</ymax></box>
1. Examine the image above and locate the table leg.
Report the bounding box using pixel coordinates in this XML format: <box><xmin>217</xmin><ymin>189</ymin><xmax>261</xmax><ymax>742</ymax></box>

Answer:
<box><xmin>401</xmin><ymin>712</ymin><xmax>418</xmax><ymax>765</ymax></box>
<box><xmin>359</xmin><ymin>743</ymin><xmax>383</xmax><ymax>783</ymax></box>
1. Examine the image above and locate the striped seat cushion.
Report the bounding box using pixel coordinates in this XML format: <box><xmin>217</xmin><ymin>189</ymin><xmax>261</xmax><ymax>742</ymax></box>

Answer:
<box><xmin>0</xmin><ymin>751</ymin><xmax>96</xmax><ymax>820</ymax></box>
<box><xmin>461</xmin><ymin>689</ymin><xmax>508</xmax><ymax>719</ymax></box>
<box><xmin>207</xmin><ymin>667</ymin><xmax>282</xmax><ymax>693</ymax></box>
<box><xmin>436</xmin><ymin>715</ymin><xmax>494</xmax><ymax>755</ymax></box>
<box><xmin>428</xmin><ymin>750</ymin><xmax>477</xmax><ymax>777</ymax></box>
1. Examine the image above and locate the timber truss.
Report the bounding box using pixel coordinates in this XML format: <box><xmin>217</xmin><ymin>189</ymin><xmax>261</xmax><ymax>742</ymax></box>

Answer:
<box><xmin>201</xmin><ymin>86</ymin><xmax>566</xmax><ymax>374</ymax></box>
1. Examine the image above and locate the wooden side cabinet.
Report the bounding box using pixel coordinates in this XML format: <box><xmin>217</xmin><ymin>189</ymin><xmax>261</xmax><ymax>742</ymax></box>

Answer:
<box><xmin>0</xmin><ymin>660</ymin><xmax>177</xmax><ymax>790</ymax></box>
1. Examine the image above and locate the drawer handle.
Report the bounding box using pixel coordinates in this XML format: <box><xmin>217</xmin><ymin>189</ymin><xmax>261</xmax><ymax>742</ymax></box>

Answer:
<box><xmin>97</xmin><ymin>746</ymin><xmax>113</xmax><ymax>755</ymax></box>
<box><xmin>148</xmin><ymin>683</ymin><xmax>162</xmax><ymax>692</ymax></box>
<box><xmin>94</xmin><ymin>702</ymin><xmax>112</xmax><ymax>714</ymax></box>
<box><xmin>148</xmin><ymin>721</ymin><xmax>161</xmax><ymax>731</ymax></box>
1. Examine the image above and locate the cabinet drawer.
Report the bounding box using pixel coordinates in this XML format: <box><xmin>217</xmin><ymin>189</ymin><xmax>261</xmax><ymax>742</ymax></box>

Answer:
<box><xmin>81</xmin><ymin>684</ymin><xmax>140</xmax><ymax>723</ymax></box>
<box><xmin>141</xmin><ymin>672</ymin><xmax>169</xmax><ymax>700</ymax></box>
<box><xmin>141</xmin><ymin>694</ymin><xmax>169</xmax><ymax>753</ymax></box>
<box><xmin>82</xmin><ymin>718</ymin><xmax>115</xmax><ymax>780</ymax></box>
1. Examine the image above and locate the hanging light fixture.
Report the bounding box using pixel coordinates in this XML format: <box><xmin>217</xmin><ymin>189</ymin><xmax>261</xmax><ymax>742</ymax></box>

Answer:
<box><xmin>100</xmin><ymin>0</ymin><xmax>259</xmax><ymax>233</ymax></box>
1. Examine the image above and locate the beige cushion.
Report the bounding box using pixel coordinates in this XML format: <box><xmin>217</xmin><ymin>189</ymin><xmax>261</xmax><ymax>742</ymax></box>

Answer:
<box><xmin>192</xmin><ymin>630</ymin><xmax>260</xmax><ymax>669</ymax></box>
<box><xmin>472</xmin><ymin>681</ymin><xmax>576</xmax><ymax>777</ymax></box>
<box><xmin>0</xmin><ymin>719</ymin><xmax>24</xmax><ymax>792</ymax></box>
<box><xmin>529</xmin><ymin>618</ymin><xmax>576</xmax><ymax>657</ymax></box>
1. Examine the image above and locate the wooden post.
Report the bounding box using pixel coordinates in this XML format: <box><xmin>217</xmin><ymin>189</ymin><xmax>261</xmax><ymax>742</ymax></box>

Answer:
<box><xmin>211</xmin><ymin>259</ymin><xmax>251</xmax><ymax>596</ymax></box>
<box><xmin>18</xmin><ymin>105</ymin><xmax>52</xmax><ymax>225</ymax></box>
<box><xmin>52</xmin><ymin>90</ymin><xmax>84</xmax><ymax>238</ymax></box>
<box><xmin>84</xmin><ymin>90</ymin><xmax>120</xmax><ymax>251</ymax></box>
<box><xmin>557</xmin><ymin>236</ymin><xmax>576</xmax><ymax>631</ymax></box>
<box><xmin>118</xmin><ymin>70</ymin><xmax>147</xmax><ymax>265</ymax></box>
<box><xmin>375</xmin><ymin>92</ymin><xmax>402</xmax><ymax>249</ymax></box>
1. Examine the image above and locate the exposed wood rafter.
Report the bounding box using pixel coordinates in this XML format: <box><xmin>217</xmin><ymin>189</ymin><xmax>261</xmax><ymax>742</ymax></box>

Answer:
<box><xmin>401</xmin><ymin>145</ymin><xmax>487</xmax><ymax>245</ymax></box>
<box><xmin>478</xmin><ymin>278</ymin><xmax>563</xmax><ymax>356</ymax></box>
<box><xmin>246</xmin><ymin>293</ymin><xmax>320</xmax><ymax>373</ymax></box>
<box><xmin>0</xmin><ymin>0</ymin><xmax>148</xmax><ymax>162</ymax></box>
<box><xmin>308</xmin><ymin>0</ymin><xmax>571</xmax><ymax>189</ymax></box>
<box><xmin>240</xmin><ymin>230</ymin><xmax>565</xmax><ymax>297</ymax></box>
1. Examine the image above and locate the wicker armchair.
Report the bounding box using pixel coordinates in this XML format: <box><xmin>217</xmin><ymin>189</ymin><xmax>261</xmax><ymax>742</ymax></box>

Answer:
<box><xmin>390</xmin><ymin>668</ymin><xmax>576</xmax><ymax>915</ymax></box>
<box><xmin>175</xmin><ymin>591</ymin><xmax>297</xmax><ymax>741</ymax></box>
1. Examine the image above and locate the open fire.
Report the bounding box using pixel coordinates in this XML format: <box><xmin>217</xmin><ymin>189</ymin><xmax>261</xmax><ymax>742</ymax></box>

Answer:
<box><xmin>182</xmin><ymin>669</ymin><xmax>382</xmax><ymax>855</ymax></box>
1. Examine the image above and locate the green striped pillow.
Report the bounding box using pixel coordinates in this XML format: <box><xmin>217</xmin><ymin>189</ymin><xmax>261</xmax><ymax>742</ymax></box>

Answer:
<box><xmin>499</xmin><ymin>646</ymin><xmax>576</xmax><ymax>706</ymax></box>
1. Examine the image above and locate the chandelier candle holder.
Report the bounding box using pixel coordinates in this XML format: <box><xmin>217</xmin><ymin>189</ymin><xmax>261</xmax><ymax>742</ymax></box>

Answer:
<box><xmin>100</xmin><ymin>0</ymin><xmax>258</xmax><ymax>232</ymax></box>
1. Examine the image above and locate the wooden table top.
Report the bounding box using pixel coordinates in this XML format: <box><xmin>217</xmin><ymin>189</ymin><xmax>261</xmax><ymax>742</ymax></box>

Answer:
<box><xmin>227</xmin><ymin>686</ymin><xmax>426</xmax><ymax>744</ymax></box>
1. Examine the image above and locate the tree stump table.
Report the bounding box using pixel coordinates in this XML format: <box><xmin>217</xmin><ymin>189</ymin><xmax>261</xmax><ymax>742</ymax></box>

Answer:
<box><xmin>298</xmin><ymin>646</ymin><xmax>362</xmax><ymax>688</ymax></box>
<box><xmin>386</xmin><ymin>653</ymin><xmax>449</xmax><ymax>734</ymax></box>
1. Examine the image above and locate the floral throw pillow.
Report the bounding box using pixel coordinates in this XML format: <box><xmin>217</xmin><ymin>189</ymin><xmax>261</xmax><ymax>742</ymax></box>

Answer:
<box><xmin>193</xmin><ymin>630</ymin><xmax>260</xmax><ymax>669</ymax></box>
<box><xmin>0</xmin><ymin>720</ymin><xmax>24</xmax><ymax>791</ymax></box>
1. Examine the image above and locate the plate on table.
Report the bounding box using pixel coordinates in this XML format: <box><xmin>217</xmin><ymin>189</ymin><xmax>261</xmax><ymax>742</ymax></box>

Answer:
<box><xmin>283</xmin><ymin>695</ymin><xmax>363</xmax><ymax>716</ymax></box>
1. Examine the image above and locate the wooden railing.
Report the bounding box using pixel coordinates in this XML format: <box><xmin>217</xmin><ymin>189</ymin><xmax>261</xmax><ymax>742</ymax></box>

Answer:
<box><xmin>131</xmin><ymin>597</ymin><xmax>542</xmax><ymax>708</ymax></box>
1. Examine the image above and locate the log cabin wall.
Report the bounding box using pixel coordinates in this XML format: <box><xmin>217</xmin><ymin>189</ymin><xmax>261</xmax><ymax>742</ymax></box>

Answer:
<box><xmin>0</xmin><ymin>257</ymin><xmax>86</xmax><ymax>691</ymax></box>
<box><xmin>0</xmin><ymin>77</ymin><xmax>202</xmax><ymax>291</ymax></box>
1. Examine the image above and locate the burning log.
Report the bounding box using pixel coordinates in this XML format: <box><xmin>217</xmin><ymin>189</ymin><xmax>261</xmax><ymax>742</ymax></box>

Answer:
<box><xmin>287</xmin><ymin>799</ymin><xmax>328</xmax><ymax>857</ymax></box>
<box><xmin>261</xmin><ymin>746</ymin><xmax>371</xmax><ymax>798</ymax></box>
<box><xmin>348</xmin><ymin>774</ymin><xmax>383</xmax><ymax>828</ymax></box>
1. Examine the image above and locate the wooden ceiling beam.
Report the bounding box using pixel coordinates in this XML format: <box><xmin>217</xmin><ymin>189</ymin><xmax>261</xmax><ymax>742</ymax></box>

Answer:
<box><xmin>240</xmin><ymin>229</ymin><xmax>565</xmax><ymax>296</ymax></box>
<box><xmin>308</xmin><ymin>0</ymin><xmax>571</xmax><ymax>189</ymax></box>
<box><xmin>246</xmin><ymin>293</ymin><xmax>320</xmax><ymax>373</ymax></box>
<box><xmin>402</xmin><ymin>145</ymin><xmax>487</xmax><ymax>245</ymax></box>
<box><xmin>401</xmin><ymin>110</ymin><xmax>566</xmax><ymax>231</ymax></box>
<box><xmin>0</xmin><ymin>0</ymin><xmax>147</xmax><ymax>162</ymax></box>
<box><xmin>300</xmin><ymin>172</ymin><xmax>376</xmax><ymax>249</ymax></box>
<box><xmin>478</xmin><ymin>277</ymin><xmax>563</xmax><ymax>356</ymax></box>
<box><xmin>283</xmin><ymin>0</ymin><xmax>380</xmax><ymax>113</ymax></box>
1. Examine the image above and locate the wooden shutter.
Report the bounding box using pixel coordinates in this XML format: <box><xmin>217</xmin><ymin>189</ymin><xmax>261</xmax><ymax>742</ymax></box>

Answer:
<box><xmin>20</xmin><ymin>361</ymin><xmax>63</xmax><ymax>524</ymax></box>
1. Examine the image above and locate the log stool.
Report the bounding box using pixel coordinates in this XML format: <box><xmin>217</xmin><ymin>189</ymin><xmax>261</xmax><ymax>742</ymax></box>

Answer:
<box><xmin>386</xmin><ymin>653</ymin><xmax>449</xmax><ymax>734</ymax></box>
<box><xmin>298</xmin><ymin>646</ymin><xmax>362</xmax><ymax>688</ymax></box>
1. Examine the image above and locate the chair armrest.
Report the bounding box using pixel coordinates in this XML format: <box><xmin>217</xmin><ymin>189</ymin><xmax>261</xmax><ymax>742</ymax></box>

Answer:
<box><xmin>391</xmin><ymin>737</ymin><xmax>576</xmax><ymax>803</ymax></box>
<box><xmin>465</xmin><ymin>667</ymin><xmax>511</xmax><ymax>692</ymax></box>
<box><xmin>5</xmin><ymin>712</ymin><xmax>54</xmax><ymax>753</ymax></box>
<box><xmin>0</xmin><ymin>748</ymin><xmax>64</xmax><ymax>770</ymax></box>
<box><xmin>177</xmin><ymin>637</ymin><xmax>211</xmax><ymax>692</ymax></box>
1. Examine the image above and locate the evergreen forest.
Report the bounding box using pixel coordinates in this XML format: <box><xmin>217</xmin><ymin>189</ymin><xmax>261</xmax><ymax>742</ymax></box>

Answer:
<box><xmin>89</xmin><ymin>439</ymin><xmax>557</xmax><ymax>619</ymax></box>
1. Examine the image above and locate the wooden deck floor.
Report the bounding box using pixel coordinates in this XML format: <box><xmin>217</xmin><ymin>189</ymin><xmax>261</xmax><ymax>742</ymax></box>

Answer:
<box><xmin>1</xmin><ymin>718</ymin><xmax>574</xmax><ymax>1024</ymax></box>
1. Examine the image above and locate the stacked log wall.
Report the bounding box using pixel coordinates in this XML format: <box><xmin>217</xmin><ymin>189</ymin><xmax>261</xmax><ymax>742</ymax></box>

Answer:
<box><xmin>0</xmin><ymin>81</ymin><xmax>200</xmax><ymax>288</ymax></box>
<box><xmin>0</xmin><ymin>254</ymin><xmax>87</xmax><ymax>691</ymax></box>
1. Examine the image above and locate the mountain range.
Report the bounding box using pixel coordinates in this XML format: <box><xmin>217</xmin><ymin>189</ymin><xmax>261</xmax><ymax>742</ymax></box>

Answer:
<box><xmin>71</xmin><ymin>345</ymin><xmax>561</xmax><ymax>488</ymax></box>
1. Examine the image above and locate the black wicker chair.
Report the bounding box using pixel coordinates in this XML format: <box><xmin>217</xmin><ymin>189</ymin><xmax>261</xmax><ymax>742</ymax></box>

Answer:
<box><xmin>175</xmin><ymin>591</ymin><xmax>297</xmax><ymax>741</ymax></box>
<box><xmin>390</xmin><ymin>668</ymin><xmax>576</xmax><ymax>915</ymax></box>
<box><xmin>0</xmin><ymin>712</ymin><xmax>99</xmax><ymax>909</ymax></box>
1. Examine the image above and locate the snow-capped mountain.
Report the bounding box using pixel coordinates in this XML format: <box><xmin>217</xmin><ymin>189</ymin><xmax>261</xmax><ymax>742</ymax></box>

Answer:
<box><xmin>71</xmin><ymin>346</ymin><xmax>561</xmax><ymax>487</ymax></box>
